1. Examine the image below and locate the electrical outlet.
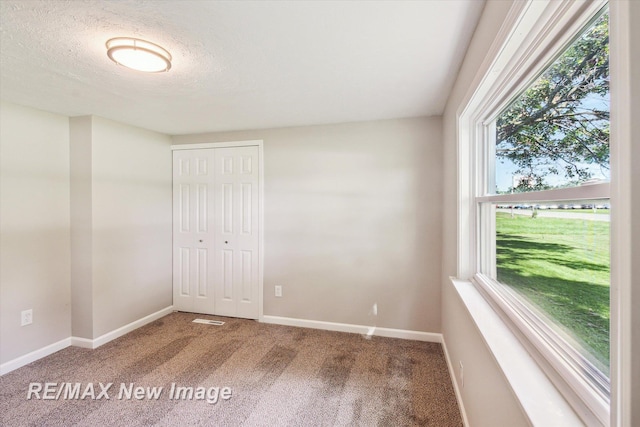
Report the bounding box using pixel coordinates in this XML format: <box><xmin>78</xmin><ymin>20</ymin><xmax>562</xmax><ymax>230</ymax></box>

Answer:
<box><xmin>275</xmin><ymin>285</ymin><xmax>282</xmax><ymax>297</ymax></box>
<box><xmin>21</xmin><ymin>309</ymin><xmax>33</xmax><ymax>326</ymax></box>
<box><xmin>459</xmin><ymin>361</ymin><xmax>464</xmax><ymax>388</ymax></box>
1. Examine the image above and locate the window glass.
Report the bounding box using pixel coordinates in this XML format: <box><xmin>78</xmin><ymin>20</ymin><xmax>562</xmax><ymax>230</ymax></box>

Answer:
<box><xmin>495</xmin><ymin>13</ymin><xmax>609</xmax><ymax>194</ymax></box>
<box><xmin>490</xmin><ymin>10</ymin><xmax>610</xmax><ymax>386</ymax></box>
<box><xmin>494</xmin><ymin>200</ymin><xmax>610</xmax><ymax>376</ymax></box>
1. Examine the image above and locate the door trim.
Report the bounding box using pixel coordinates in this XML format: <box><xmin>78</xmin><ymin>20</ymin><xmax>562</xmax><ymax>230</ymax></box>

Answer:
<box><xmin>171</xmin><ymin>140</ymin><xmax>264</xmax><ymax>150</ymax></box>
<box><xmin>171</xmin><ymin>140</ymin><xmax>264</xmax><ymax>321</ymax></box>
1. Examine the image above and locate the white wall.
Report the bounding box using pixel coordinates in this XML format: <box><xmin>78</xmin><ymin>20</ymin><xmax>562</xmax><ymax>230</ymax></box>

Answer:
<box><xmin>70</xmin><ymin>116</ymin><xmax>173</xmax><ymax>339</ymax></box>
<box><xmin>1</xmin><ymin>104</ymin><xmax>173</xmax><ymax>368</ymax></box>
<box><xmin>0</xmin><ymin>102</ymin><xmax>71</xmax><ymax>364</ymax></box>
<box><xmin>90</xmin><ymin>116</ymin><xmax>173</xmax><ymax>337</ymax></box>
<box><xmin>173</xmin><ymin>117</ymin><xmax>443</xmax><ymax>333</ymax></box>
<box><xmin>440</xmin><ymin>1</ymin><xmax>531</xmax><ymax>425</ymax></box>
<box><xmin>70</xmin><ymin>116</ymin><xmax>93</xmax><ymax>338</ymax></box>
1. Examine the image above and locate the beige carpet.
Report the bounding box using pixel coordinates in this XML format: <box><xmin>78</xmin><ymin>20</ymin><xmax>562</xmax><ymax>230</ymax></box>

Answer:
<box><xmin>0</xmin><ymin>312</ymin><xmax>462</xmax><ymax>426</ymax></box>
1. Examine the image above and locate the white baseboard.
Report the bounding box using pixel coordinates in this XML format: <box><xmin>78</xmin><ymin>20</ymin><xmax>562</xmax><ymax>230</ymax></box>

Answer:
<box><xmin>1</xmin><ymin>306</ymin><xmax>174</xmax><ymax>376</ymax></box>
<box><xmin>441</xmin><ymin>336</ymin><xmax>469</xmax><ymax>427</ymax></box>
<box><xmin>70</xmin><ymin>336</ymin><xmax>94</xmax><ymax>349</ymax></box>
<box><xmin>0</xmin><ymin>337</ymin><xmax>71</xmax><ymax>375</ymax></box>
<box><xmin>261</xmin><ymin>315</ymin><xmax>442</xmax><ymax>343</ymax></box>
<box><xmin>72</xmin><ymin>306</ymin><xmax>174</xmax><ymax>350</ymax></box>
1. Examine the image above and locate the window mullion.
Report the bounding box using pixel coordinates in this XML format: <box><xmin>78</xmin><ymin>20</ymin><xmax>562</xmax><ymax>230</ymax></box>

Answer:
<box><xmin>476</xmin><ymin>182</ymin><xmax>610</xmax><ymax>204</ymax></box>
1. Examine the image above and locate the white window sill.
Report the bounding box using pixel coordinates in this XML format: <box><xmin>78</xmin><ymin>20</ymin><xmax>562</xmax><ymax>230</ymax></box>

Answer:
<box><xmin>451</xmin><ymin>278</ymin><xmax>585</xmax><ymax>426</ymax></box>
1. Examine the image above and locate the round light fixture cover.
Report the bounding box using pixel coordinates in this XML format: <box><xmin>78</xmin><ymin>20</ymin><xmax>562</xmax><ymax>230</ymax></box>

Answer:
<box><xmin>106</xmin><ymin>37</ymin><xmax>172</xmax><ymax>73</ymax></box>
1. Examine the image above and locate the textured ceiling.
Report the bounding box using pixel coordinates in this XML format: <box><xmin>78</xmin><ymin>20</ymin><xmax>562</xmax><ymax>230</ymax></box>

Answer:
<box><xmin>0</xmin><ymin>0</ymin><xmax>485</xmax><ymax>135</ymax></box>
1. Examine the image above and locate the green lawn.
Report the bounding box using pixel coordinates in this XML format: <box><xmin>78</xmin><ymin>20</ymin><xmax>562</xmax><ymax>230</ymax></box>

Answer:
<box><xmin>496</xmin><ymin>212</ymin><xmax>610</xmax><ymax>373</ymax></box>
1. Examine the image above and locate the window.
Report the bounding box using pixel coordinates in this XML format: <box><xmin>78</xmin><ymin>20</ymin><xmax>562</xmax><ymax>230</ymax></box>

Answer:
<box><xmin>485</xmin><ymin>5</ymin><xmax>610</xmax><ymax>388</ymax></box>
<box><xmin>458</xmin><ymin>1</ymin><xmax>614</xmax><ymax>425</ymax></box>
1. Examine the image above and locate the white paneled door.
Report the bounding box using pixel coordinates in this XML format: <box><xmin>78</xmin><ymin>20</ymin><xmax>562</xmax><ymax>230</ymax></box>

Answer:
<box><xmin>173</xmin><ymin>146</ymin><xmax>260</xmax><ymax>319</ymax></box>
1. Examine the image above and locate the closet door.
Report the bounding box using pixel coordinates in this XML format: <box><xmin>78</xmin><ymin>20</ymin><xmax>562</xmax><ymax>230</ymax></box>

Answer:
<box><xmin>173</xmin><ymin>145</ymin><xmax>260</xmax><ymax>319</ymax></box>
<box><xmin>172</xmin><ymin>149</ymin><xmax>215</xmax><ymax>314</ymax></box>
<box><xmin>213</xmin><ymin>146</ymin><xmax>260</xmax><ymax>319</ymax></box>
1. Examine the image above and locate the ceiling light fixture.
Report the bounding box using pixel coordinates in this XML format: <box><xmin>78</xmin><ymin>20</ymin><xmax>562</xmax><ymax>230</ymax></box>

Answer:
<box><xmin>106</xmin><ymin>37</ymin><xmax>172</xmax><ymax>73</ymax></box>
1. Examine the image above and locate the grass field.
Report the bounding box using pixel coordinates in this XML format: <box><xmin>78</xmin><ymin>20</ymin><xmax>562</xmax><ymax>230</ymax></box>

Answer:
<box><xmin>495</xmin><ymin>212</ymin><xmax>610</xmax><ymax>373</ymax></box>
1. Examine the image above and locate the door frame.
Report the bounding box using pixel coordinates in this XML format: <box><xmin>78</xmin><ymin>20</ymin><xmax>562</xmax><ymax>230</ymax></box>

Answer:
<box><xmin>171</xmin><ymin>140</ymin><xmax>264</xmax><ymax>321</ymax></box>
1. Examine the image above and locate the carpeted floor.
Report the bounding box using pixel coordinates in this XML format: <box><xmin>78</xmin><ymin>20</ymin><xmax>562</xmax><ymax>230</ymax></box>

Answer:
<box><xmin>0</xmin><ymin>312</ymin><xmax>463</xmax><ymax>426</ymax></box>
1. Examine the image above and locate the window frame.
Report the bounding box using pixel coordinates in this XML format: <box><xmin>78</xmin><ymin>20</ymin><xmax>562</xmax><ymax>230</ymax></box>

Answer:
<box><xmin>456</xmin><ymin>0</ymin><xmax>616</xmax><ymax>425</ymax></box>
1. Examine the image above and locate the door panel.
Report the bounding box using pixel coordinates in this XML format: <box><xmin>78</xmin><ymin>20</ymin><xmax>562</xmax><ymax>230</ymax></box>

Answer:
<box><xmin>222</xmin><ymin>183</ymin><xmax>233</xmax><ymax>234</ymax></box>
<box><xmin>178</xmin><ymin>247</ymin><xmax>190</xmax><ymax>296</ymax></box>
<box><xmin>196</xmin><ymin>248</ymin><xmax>208</xmax><ymax>297</ymax></box>
<box><xmin>241</xmin><ymin>183</ymin><xmax>252</xmax><ymax>235</ymax></box>
<box><xmin>173</xmin><ymin>145</ymin><xmax>260</xmax><ymax>319</ymax></box>
<box><xmin>178</xmin><ymin>157</ymin><xmax>190</xmax><ymax>176</ymax></box>
<box><xmin>179</xmin><ymin>184</ymin><xmax>190</xmax><ymax>232</ymax></box>
<box><xmin>172</xmin><ymin>149</ymin><xmax>215</xmax><ymax>314</ymax></box>
<box><xmin>196</xmin><ymin>184</ymin><xmax>208</xmax><ymax>233</ymax></box>
<box><xmin>241</xmin><ymin>250</ymin><xmax>252</xmax><ymax>301</ymax></box>
<box><xmin>214</xmin><ymin>146</ymin><xmax>259</xmax><ymax>319</ymax></box>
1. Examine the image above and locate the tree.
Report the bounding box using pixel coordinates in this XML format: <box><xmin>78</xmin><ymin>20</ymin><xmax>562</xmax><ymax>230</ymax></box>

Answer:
<box><xmin>496</xmin><ymin>12</ymin><xmax>609</xmax><ymax>190</ymax></box>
